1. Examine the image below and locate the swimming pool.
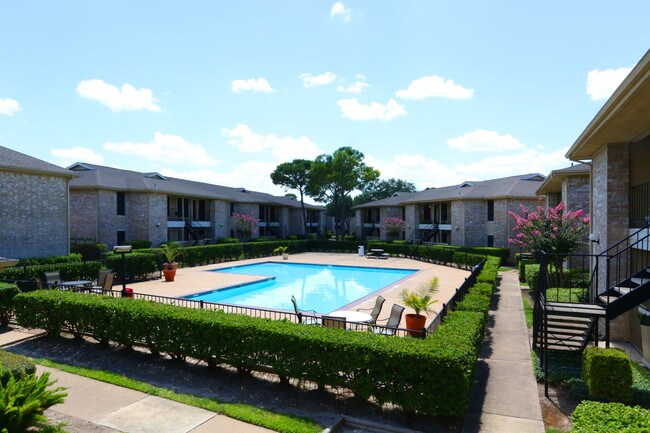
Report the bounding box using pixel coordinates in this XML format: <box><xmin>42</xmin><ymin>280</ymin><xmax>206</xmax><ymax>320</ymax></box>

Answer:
<box><xmin>184</xmin><ymin>262</ymin><xmax>416</xmax><ymax>313</ymax></box>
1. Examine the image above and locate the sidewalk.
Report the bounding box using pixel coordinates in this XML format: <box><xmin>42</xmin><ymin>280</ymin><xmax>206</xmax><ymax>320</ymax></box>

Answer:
<box><xmin>461</xmin><ymin>269</ymin><xmax>545</xmax><ymax>433</ymax></box>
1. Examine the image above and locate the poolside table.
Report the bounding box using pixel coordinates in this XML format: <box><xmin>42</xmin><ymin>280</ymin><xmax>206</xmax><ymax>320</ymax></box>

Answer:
<box><xmin>366</xmin><ymin>249</ymin><xmax>389</xmax><ymax>259</ymax></box>
<box><xmin>59</xmin><ymin>280</ymin><xmax>93</xmax><ymax>290</ymax></box>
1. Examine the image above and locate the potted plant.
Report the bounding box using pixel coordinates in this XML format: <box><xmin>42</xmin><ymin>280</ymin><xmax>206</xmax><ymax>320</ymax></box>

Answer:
<box><xmin>273</xmin><ymin>245</ymin><xmax>289</xmax><ymax>260</ymax></box>
<box><xmin>160</xmin><ymin>242</ymin><xmax>183</xmax><ymax>282</ymax></box>
<box><xmin>400</xmin><ymin>277</ymin><xmax>439</xmax><ymax>336</ymax></box>
<box><xmin>639</xmin><ymin>306</ymin><xmax>650</xmax><ymax>368</ymax></box>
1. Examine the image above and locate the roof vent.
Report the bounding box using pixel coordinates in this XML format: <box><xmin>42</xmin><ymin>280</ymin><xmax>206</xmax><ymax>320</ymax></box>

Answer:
<box><xmin>66</xmin><ymin>162</ymin><xmax>94</xmax><ymax>171</ymax></box>
<box><xmin>460</xmin><ymin>181</ymin><xmax>474</xmax><ymax>188</ymax></box>
<box><xmin>523</xmin><ymin>174</ymin><xmax>545</xmax><ymax>182</ymax></box>
<box><xmin>145</xmin><ymin>172</ymin><xmax>168</xmax><ymax>180</ymax></box>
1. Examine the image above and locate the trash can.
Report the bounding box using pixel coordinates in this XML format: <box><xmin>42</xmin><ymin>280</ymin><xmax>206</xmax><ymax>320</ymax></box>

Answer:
<box><xmin>358</xmin><ymin>245</ymin><xmax>365</xmax><ymax>256</ymax></box>
<box><xmin>125</xmin><ymin>288</ymin><xmax>134</xmax><ymax>298</ymax></box>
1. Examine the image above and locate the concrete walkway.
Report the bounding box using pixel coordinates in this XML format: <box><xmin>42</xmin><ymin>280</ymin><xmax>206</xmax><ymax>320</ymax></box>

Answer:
<box><xmin>461</xmin><ymin>269</ymin><xmax>545</xmax><ymax>433</ymax></box>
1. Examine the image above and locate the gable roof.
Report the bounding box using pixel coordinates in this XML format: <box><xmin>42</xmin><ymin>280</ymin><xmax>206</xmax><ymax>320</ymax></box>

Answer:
<box><xmin>0</xmin><ymin>146</ymin><xmax>74</xmax><ymax>178</ymax></box>
<box><xmin>353</xmin><ymin>173</ymin><xmax>544</xmax><ymax>209</ymax></box>
<box><xmin>567</xmin><ymin>50</ymin><xmax>650</xmax><ymax>160</ymax></box>
<box><xmin>68</xmin><ymin>163</ymin><xmax>323</xmax><ymax>210</ymax></box>
<box><xmin>536</xmin><ymin>163</ymin><xmax>590</xmax><ymax>195</ymax></box>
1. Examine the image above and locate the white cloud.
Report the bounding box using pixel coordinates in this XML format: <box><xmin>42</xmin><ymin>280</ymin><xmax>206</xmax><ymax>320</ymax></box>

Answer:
<box><xmin>103</xmin><ymin>132</ymin><xmax>220</xmax><ymax>166</ymax></box>
<box><xmin>447</xmin><ymin>129</ymin><xmax>525</xmax><ymax>153</ymax></box>
<box><xmin>365</xmin><ymin>153</ymin><xmax>465</xmax><ymax>190</ymax></box>
<box><xmin>452</xmin><ymin>147</ymin><xmax>569</xmax><ymax>179</ymax></box>
<box><xmin>396</xmin><ymin>75</ymin><xmax>474</xmax><ymax>100</ymax></box>
<box><xmin>330</xmin><ymin>2</ymin><xmax>351</xmax><ymax>22</ymax></box>
<box><xmin>586</xmin><ymin>67</ymin><xmax>632</xmax><ymax>101</ymax></box>
<box><xmin>221</xmin><ymin>124</ymin><xmax>322</xmax><ymax>162</ymax></box>
<box><xmin>76</xmin><ymin>79</ymin><xmax>161</xmax><ymax>112</ymax></box>
<box><xmin>337</xmin><ymin>98</ymin><xmax>407</xmax><ymax>121</ymax></box>
<box><xmin>51</xmin><ymin>146</ymin><xmax>105</xmax><ymax>166</ymax></box>
<box><xmin>299</xmin><ymin>72</ymin><xmax>337</xmax><ymax>88</ymax></box>
<box><xmin>231</xmin><ymin>77</ymin><xmax>275</xmax><ymax>94</ymax></box>
<box><xmin>0</xmin><ymin>98</ymin><xmax>21</xmax><ymax>116</ymax></box>
<box><xmin>337</xmin><ymin>81</ymin><xmax>370</xmax><ymax>94</ymax></box>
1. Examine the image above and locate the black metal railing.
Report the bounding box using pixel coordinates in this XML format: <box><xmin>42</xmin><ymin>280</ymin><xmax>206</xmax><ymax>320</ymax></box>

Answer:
<box><xmin>424</xmin><ymin>259</ymin><xmax>486</xmax><ymax>336</ymax></box>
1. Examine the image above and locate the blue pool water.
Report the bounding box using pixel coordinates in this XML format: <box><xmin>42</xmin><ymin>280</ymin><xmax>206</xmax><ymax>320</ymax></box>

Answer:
<box><xmin>184</xmin><ymin>262</ymin><xmax>416</xmax><ymax>313</ymax></box>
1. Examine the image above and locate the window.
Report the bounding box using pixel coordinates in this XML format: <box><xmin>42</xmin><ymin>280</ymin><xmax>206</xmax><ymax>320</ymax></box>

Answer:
<box><xmin>117</xmin><ymin>192</ymin><xmax>125</xmax><ymax>216</ymax></box>
<box><xmin>117</xmin><ymin>230</ymin><xmax>126</xmax><ymax>245</ymax></box>
<box><xmin>487</xmin><ymin>235</ymin><xmax>494</xmax><ymax>247</ymax></box>
<box><xmin>487</xmin><ymin>200</ymin><xmax>494</xmax><ymax>222</ymax></box>
<box><xmin>440</xmin><ymin>203</ymin><xmax>448</xmax><ymax>224</ymax></box>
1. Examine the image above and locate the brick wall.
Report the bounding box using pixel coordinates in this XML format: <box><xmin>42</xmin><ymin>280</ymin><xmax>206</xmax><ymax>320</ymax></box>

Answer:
<box><xmin>450</xmin><ymin>201</ymin><xmax>464</xmax><ymax>246</ymax></box>
<box><xmin>0</xmin><ymin>171</ymin><xmax>69</xmax><ymax>258</ymax></box>
<box><xmin>211</xmin><ymin>199</ymin><xmax>230</xmax><ymax>239</ymax></box>
<box><xmin>462</xmin><ymin>200</ymin><xmax>486</xmax><ymax>246</ymax></box>
<box><xmin>70</xmin><ymin>190</ymin><xmax>98</xmax><ymax>239</ymax></box>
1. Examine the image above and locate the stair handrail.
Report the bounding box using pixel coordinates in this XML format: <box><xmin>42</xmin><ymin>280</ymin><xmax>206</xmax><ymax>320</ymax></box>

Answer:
<box><xmin>598</xmin><ymin>222</ymin><xmax>650</xmax><ymax>257</ymax></box>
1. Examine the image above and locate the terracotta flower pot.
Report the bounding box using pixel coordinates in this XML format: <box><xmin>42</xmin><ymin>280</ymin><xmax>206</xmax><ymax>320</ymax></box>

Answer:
<box><xmin>163</xmin><ymin>262</ymin><xmax>177</xmax><ymax>282</ymax></box>
<box><xmin>405</xmin><ymin>313</ymin><xmax>427</xmax><ymax>337</ymax></box>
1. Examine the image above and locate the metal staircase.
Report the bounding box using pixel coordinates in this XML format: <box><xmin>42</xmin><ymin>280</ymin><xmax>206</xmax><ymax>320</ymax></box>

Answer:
<box><xmin>184</xmin><ymin>218</ymin><xmax>208</xmax><ymax>246</ymax></box>
<box><xmin>421</xmin><ymin>224</ymin><xmax>439</xmax><ymax>242</ymax></box>
<box><xmin>534</xmin><ymin>224</ymin><xmax>650</xmax><ymax>395</ymax></box>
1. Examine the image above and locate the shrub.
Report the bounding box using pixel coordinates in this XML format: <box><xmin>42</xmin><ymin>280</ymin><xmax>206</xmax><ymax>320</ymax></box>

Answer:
<box><xmin>126</xmin><ymin>239</ymin><xmax>152</xmax><ymax>249</ymax></box>
<box><xmin>16</xmin><ymin>254</ymin><xmax>82</xmax><ymax>267</ymax></box>
<box><xmin>469</xmin><ymin>282</ymin><xmax>495</xmax><ymax>297</ymax></box>
<box><xmin>525</xmin><ymin>264</ymin><xmax>540</xmax><ymax>290</ymax></box>
<box><xmin>571</xmin><ymin>401</ymin><xmax>650</xmax><ymax>433</ymax></box>
<box><xmin>583</xmin><ymin>347</ymin><xmax>633</xmax><ymax>403</ymax></box>
<box><xmin>70</xmin><ymin>243</ymin><xmax>107</xmax><ymax>261</ymax></box>
<box><xmin>0</xmin><ymin>349</ymin><xmax>35</xmax><ymax>383</ymax></box>
<box><xmin>217</xmin><ymin>237</ymin><xmax>240</xmax><ymax>244</ymax></box>
<box><xmin>0</xmin><ymin>283</ymin><xmax>19</xmax><ymax>328</ymax></box>
<box><xmin>0</xmin><ymin>367</ymin><xmax>67</xmax><ymax>432</ymax></box>
<box><xmin>456</xmin><ymin>293</ymin><xmax>491</xmax><ymax>315</ymax></box>
<box><xmin>105</xmin><ymin>252</ymin><xmax>158</xmax><ymax>281</ymax></box>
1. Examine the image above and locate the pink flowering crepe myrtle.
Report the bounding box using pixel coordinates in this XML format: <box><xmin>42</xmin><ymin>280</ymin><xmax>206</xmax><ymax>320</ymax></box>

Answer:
<box><xmin>230</xmin><ymin>212</ymin><xmax>260</xmax><ymax>237</ymax></box>
<box><xmin>508</xmin><ymin>200</ymin><xmax>590</xmax><ymax>273</ymax></box>
<box><xmin>382</xmin><ymin>217</ymin><xmax>405</xmax><ymax>238</ymax></box>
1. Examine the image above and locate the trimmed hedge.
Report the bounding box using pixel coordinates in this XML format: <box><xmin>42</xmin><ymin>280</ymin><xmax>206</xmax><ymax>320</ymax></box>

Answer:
<box><xmin>70</xmin><ymin>243</ymin><xmax>107</xmax><ymax>261</ymax></box>
<box><xmin>571</xmin><ymin>401</ymin><xmax>650</xmax><ymax>433</ymax></box>
<box><xmin>105</xmin><ymin>252</ymin><xmax>158</xmax><ymax>281</ymax></box>
<box><xmin>0</xmin><ymin>283</ymin><xmax>20</xmax><ymax>327</ymax></box>
<box><xmin>455</xmin><ymin>293</ymin><xmax>491</xmax><ymax>315</ymax></box>
<box><xmin>16</xmin><ymin>253</ymin><xmax>82</xmax><ymax>267</ymax></box>
<box><xmin>583</xmin><ymin>347</ymin><xmax>633</xmax><ymax>403</ymax></box>
<box><xmin>13</xmin><ymin>290</ymin><xmax>486</xmax><ymax>416</ymax></box>
<box><xmin>0</xmin><ymin>261</ymin><xmax>103</xmax><ymax>283</ymax></box>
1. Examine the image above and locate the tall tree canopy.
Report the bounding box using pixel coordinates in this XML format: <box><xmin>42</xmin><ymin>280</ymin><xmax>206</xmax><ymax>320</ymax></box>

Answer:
<box><xmin>270</xmin><ymin>159</ymin><xmax>312</xmax><ymax>235</ymax></box>
<box><xmin>307</xmin><ymin>147</ymin><xmax>380</xmax><ymax>240</ymax></box>
<box><xmin>352</xmin><ymin>178</ymin><xmax>417</xmax><ymax>206</ymax></box>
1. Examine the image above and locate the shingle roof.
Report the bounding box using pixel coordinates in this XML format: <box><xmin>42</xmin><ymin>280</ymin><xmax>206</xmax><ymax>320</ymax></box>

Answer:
<box><xmin>0</xmin><ymin>146</ymin><xmax>75</xmax><ymax>178</ymax></box>
<box><xmin>67</xmin><ymin>163</ymin><xmax>323</xmax><ymax>210</ymax></box>
<box><xmin>536</xmin><ymin>163</ymin><xmax>590</xmax><ymax>195</ymax></box>
<box><xmin>353</xmin><ymin>173</ymin><xmax>544</xmax><ymax>209</ymax></box>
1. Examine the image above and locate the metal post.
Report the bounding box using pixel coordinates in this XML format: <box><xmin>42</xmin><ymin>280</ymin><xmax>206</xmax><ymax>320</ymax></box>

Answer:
<box><xmin>120</xmin><ymin>251</ymin><xmax>127</xmax><ymax>297</ymax></box>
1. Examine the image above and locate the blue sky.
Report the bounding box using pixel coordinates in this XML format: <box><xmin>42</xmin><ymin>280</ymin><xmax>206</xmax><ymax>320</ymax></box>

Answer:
<box><xmin>1</xmin><ymin>1</ymin><xmax>648</xmax><ymax>199</ymax></box>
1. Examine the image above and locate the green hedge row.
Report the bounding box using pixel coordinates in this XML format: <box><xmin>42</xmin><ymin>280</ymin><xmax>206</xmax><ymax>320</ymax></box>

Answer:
<box><xmin>525</xmin><ymin>264</ymin><xmax>590</xmax><ymax>292</ymax></box>
<box><xmin>0</xmin><ymin>283</ymin><xmax>20</xmax><ymax>328</ymax></box>
<box><xmin>16</xmin><ymin>253</ymin><xmax>82</xmax><ymax>267</ymax></box>
<box><xmin>13</xmin><ymin>290</ymin><xmax>486</xmax><ymax>416</ymax></box>
<box><xmin>105</xmin><ymin>252</ymin><xmax>158</xmax><ymax>281</ymax></box>
<box><xmin>0</xmin><ymin>261</ymin><xmax>103</xmax><ymax>283</ymax></box>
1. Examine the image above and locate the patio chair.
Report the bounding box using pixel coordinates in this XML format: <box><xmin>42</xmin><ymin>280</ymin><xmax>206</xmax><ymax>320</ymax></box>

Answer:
<box><xmin>356</xmin><ymin>295</ymin><xmax>385</xmax><ymax>325</ymax></box>
<box><xmin>89</xmin><ymin>272</ymin><xmax>115</xmax><ymax>294</ymax></box>
<box><xmin>321</xmin><ymin>315</ymin><xmax>346</xmax><ymax>330</ymax></box>
<box><xmin>95</xmin><ymin>269</ymin><xmax>113</xmax><ymax>287</ymax></box>
<box><xmin>43</xmin><ymin>271</ymin><xmax>61</xmax><ymax>289</ymax></box>
<box><xmin>372</xmin><ymin>304</ymin><xmax>405</xmax><ymax>336</ymax></box>
<box><xmin>291</xmin><ymin>295</ymin><xmax>321</xmax><ymax>325</ymax></box>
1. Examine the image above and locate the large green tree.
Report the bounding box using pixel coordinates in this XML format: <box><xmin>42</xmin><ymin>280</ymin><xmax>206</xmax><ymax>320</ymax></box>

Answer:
<box><xmin>270</xmin><ymin>159</ymin><xmax>312</xmax><ymax>235</ymax></box>
<box><xmin>307</xmin><ymin>147</ymin><xmax>380</xmax><ymax>240</ymax></box>
<box><xmin>352</xmin><ymin>178</ymin><xmax>417</xmax><ymax>206</ymax></box>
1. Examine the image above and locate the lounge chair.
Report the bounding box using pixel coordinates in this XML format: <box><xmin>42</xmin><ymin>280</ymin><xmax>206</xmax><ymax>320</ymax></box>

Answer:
<box><xmin>43</xmin><ymin>271</ymin><xmax>62</xmax><ymax>289</ymax></box>
<box><xmin>321</xmin><ymin>315</ymin><xmax>346</xmax><ymax>329</ymax></box>
<box><xmin>89</xmin><ymin>273</ymin><xmax>115</xmax><ymax>293</ymax></box>
<box><xmin>356</xmin><ymin>295</ymin><xmax>385</xmax><ymax>325</ymax></box>
<box><xmin>372</xmin><ymin>304</ymin><xmax>405</xmax><ymax>336</ymax></box>
<box><xmin>95</xmin><ymin>269</ymin><xmax>113</xmax><ymax>287</ymax></box>
<box><xmin>291</xmin><ymin>295</ymin><xmax>321</xmax><ymax>325</ymax></box>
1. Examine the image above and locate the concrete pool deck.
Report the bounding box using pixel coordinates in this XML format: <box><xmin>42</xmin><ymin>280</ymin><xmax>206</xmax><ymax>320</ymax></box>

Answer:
<box><xmin>126</xmin><ymin>252</ymin><xmax>471</xmax><ymax>329</ymax></box>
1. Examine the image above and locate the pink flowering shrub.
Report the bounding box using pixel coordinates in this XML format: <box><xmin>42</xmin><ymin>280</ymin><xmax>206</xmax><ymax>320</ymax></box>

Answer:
<box><xmin>383</xmin><ymin>217</ymin><xmax>405</xmax><ymax>238</ymax></box>
<box><xmin>508</xmin><ymin>200</ymin><xmax>590</xmax><ymax>272</ymax></box>
<box><xmin>230</xmin><ymin>212</ymin><xmax>260</xmax><ymax>237</ymax></box>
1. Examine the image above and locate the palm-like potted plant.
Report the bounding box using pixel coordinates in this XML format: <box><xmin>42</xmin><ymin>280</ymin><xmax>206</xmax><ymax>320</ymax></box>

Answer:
<box><xmin>273</xmin><ymin>245</ymin><xmax>289</xmax><ymax>260</ymax></box>
<box><xmin>160</xmin><ymin>242</ymin><xmax>183</xmax><ymax>282</ymax></box>
<box><xmin>400</xmin><ymin>277</ymin><xmax>439</xmax><ymax>336</ymax></box>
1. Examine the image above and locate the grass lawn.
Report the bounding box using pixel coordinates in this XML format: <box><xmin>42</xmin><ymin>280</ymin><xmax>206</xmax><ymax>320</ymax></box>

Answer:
<box><xmin>522</xmin><ymin>291</ymin><xmax>534</xmax><ymax>328</ymax></box>
<box><xmin>36</xmin><ymin>358</ymin><xmax>322</xmax><ymax>433</ymax></box>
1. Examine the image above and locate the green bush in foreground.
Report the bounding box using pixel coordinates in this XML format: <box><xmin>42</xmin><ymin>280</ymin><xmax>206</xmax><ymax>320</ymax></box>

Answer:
<box><xmin>0</xmin><ymin>367</ymin><xmax>67</xmax><ymax>432</ymax></box>
<box><xmin>0</xmin><ymin>283</ymin><xmax>19</xmax><ymax>328</ymax></box>
<box><xmin>583</xmin><ymin>347</ymin><xmax>633</xmax><ymax>403</ymax></box>
<box><xmin>571</xmin><ymin>401</ymin><xmax>650</xmax><ymax>433</ymax></box>
<box><xmin>0</xmin><ymin>350</ymin><xmax>36</xmax><ymax>384</ymax></box>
